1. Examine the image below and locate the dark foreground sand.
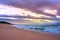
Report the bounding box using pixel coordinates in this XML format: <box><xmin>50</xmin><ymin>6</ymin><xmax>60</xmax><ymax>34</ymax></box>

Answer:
<box><xmin>0</xmin><ymin>24</ymin><xmax>60</xmax><ymax>40</ymax></box>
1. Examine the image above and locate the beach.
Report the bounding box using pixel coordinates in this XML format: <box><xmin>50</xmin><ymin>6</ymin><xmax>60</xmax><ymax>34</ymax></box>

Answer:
<box><xmin>0</xmin><ymin>24</ymin><xmax>60</xmax><ymax>40</ymax></box>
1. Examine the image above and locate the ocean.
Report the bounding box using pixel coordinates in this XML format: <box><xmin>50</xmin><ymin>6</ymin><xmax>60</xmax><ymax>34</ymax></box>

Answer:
<box><xmin>12</xmin><ymin>24</ymin><xmax>60</xmax><ymax>35</ymax></box>
<box><xmin>0</xmin><ymin>17</ymin><xmax>60</xmax><ymax>35</ymax></box>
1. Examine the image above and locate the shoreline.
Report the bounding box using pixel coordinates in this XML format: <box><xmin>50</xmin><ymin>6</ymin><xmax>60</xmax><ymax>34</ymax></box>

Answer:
<box><xmin>0</xmin><ymin>24</ymin><xmax>60</xmax><ymax>40</ymax></box>
<box><xmin>11</xmin><ymin>24</ymin><xmax>60</xmax><ymax>35</ymax></box>
<box><xmin>13</xmin><ymin>27</ymin><xmax>60</xmax><ymax>36</ymax></box>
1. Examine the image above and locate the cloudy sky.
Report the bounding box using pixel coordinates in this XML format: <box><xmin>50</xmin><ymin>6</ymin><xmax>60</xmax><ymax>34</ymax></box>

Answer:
<box><xmin>0</xmin><ymin>0</ymin><xmax>60</xmax><ymax>22</ymax></box>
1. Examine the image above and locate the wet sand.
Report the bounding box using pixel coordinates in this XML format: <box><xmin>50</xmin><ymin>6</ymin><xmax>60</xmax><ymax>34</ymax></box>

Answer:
<box><xmin>0</xmin><ymin>24</ymin><xmax>60</xmax><ymax>40</ymax></box>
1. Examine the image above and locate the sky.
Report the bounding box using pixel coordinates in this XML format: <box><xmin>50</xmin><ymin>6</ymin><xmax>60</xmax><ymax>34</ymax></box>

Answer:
<box><xmin>0</xmin><ymin>0</ymin><xmax>60</xmax><ymax>23</ymax></box>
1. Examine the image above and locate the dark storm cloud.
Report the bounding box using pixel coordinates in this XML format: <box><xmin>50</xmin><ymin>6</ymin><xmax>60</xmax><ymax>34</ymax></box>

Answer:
<box><xmin>0</xmin><ymin>0</ymin><xmax>60</xmax><ymax>9</ymax></box>
<box><xmin>0</xmin><ymin>0</ymin><xmax>60</xmax><ymax>10</ymax></box>
<box><xmin>0</xmin><ymin>0</ymin><xmax>60</xmax><ymax>14</ymax></box>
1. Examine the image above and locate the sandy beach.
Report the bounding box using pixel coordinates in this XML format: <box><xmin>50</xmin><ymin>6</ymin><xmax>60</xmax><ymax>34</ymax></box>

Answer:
<box><xmin>0</xmin><ymin>24</ymin><xmax>60</xmax><ymax>40</ymax></box>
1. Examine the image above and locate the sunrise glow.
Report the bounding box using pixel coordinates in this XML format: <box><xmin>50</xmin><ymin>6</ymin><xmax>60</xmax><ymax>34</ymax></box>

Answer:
<box><xmin>0</xmin><ymin>4</ymin><xmax>56</xmax><ymax>24</ymax></box>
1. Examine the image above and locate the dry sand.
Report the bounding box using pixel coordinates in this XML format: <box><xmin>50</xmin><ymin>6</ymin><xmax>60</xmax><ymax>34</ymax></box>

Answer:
<box><xmin>0</xmin><ymin>24</ymin><xmax>60</xmax><ymax>40</ymax></box>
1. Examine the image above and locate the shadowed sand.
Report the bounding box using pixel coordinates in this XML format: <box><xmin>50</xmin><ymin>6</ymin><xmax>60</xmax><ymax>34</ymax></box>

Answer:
<box><xmin>0</xmin><ymin>24</ymin><xmax>60</xmax><ymax>40</ymax></box>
